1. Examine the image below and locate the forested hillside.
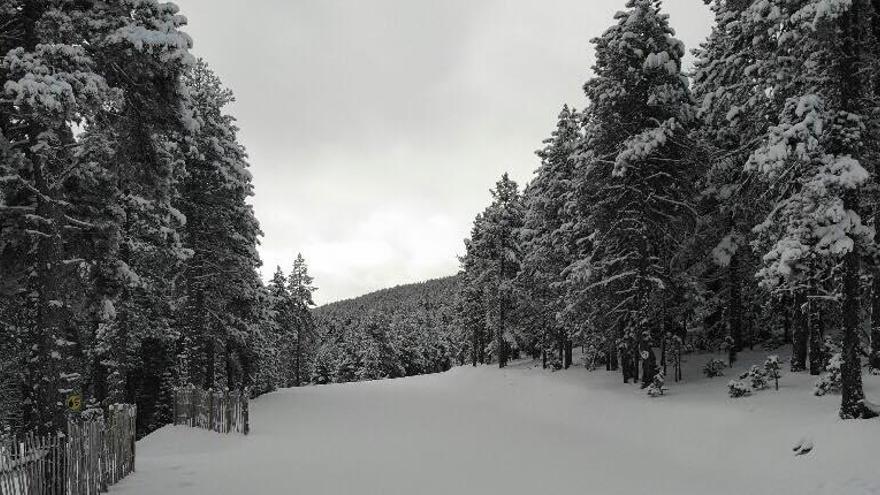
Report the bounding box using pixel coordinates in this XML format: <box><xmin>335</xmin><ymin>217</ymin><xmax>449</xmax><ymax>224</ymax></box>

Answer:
<box><xmin>310</xmin><ymin>276</ymin><xmax>461</xmax><ymax>384</ymax></box>
<box><xmin>455</xmin><ymin>0</ymin><xmax>880</xmax><ymax>420</ymax></box>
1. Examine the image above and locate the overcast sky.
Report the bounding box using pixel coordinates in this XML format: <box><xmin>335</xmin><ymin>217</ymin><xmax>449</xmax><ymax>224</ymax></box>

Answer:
<box><xmin>173</xmin><ymin>0</ymin><xmax>714</xmax><ymax>305</ymax></box>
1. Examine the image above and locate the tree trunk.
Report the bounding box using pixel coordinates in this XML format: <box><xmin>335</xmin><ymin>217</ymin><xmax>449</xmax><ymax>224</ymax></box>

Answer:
<box><xmin>782</xmin><ymin>298</ymin><xmax>792</xmax><ymax>344</ymax></box>
<box><xmin>641</xmin><ymin>345</ymin><xmax>656</xmax><ymax>389</ymax></box>
<box><xmin>872</xmin><ymin>261</ymin><xmax>880</xmax><ymax>372</ymax></box>
<box><xmin>675</xmin><ymin>337</ymin><xmax>682</xmax><ymax>383</ymax></box>
<box><xmin>838</xmin><ymin>1</ymin><xmax>876</xmax><ymax>420</ymax></box>
<box><xmin>607</xmin><ymin>341</ymin><xmax>618</xmax><ymax>371</ymax></box>
<box><xmin>205</xmin><ymin>337</ymin><xmax>216</xmax><ymax>389</ymax></box>
<box><xmin>728</xmin><ymin>252</ymin><xmax>742</xmax><ymax>365</ymax></box>
<box><xmin>295</xmin><ymin>330</ymin><xmax>302</xmax><ymax>387</ymax></box>
<box><xmin>808</xmin><ymin>300</ymin><xmax>825</xmax><ymax>376</ymax></box>
<box><xmin>564</xmin><ymin>339</ymin><xmax>573</xmax><ymax>369</ymax></box>
<box><xmin>558</xmin><ymin>335</ymin><xmax>564</xmax><ymax>367</ymax></box>
<box><xmin>873</xmin><ymin>0</ymin><xmax>880</xmax><ymax>373</ymax></box>
<box><xmin>471</xmin><ymin>326</ymin><xmax>479</xmax><ymax>366</ymax></box>
<box><xmin>841</xmin><ymin>234</ymin><xmax>873</xmax><ymax>418</ymax></box>
<box><xmin>791</xmin><ymin>292</ymin><xmax>808</xmax><ymax>372</ymax></box>
<box><xmin>660</xmin><ymin>334</ymin><xmax>667</xmax><ymax>376</ymax></box>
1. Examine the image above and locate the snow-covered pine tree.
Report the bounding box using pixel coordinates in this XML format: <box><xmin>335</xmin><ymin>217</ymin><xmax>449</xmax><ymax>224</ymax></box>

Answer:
<box><xmin>287</xmin><ymin>253</ymin><xmax>317</xmax><ymax>386</ymax></box>
<box><xmin>176</xmin><ymin>59</ymin><xmax>263</xmax><ymax>394</ymax></box>
<box><xmin>744</xmin><ymin>0</ymin><xmax>879</xmax><ymax>419</ymax></box>
<box><xmin>456</xmin><ymin>263</ymin><xmax>488</xmax><ymax>366</ymax></box>
<box><xmin>460</xmin><ymin>174</ymin><xmax>524</xmax><ymax>368</ymax></box>
<box><xmin>0</xmin><ymin>0</ymin><xmax>195</xmax><ymax>435</ymax></box>
<box><xmin>691</xmin><ymin>0</ymin><xmax>785</xmax><ymax>368</ymax></box>
<box><xmin>519</xmin><ymin>105</ymin><xmax>580</xmax><ymax>369</ymax></box>
<box><xmin>565</xmin><ymin>0</ymin><xmax>699</xmax><ymax>384</ymax></box>
<box><xmin>0</xmin><ymin>0</ymin><xmax>114</xmax><ymax>434</ymax></box>
<box><xmin>262</xmin><ymin>266</ymin><xmax>292</xmax><ymax>391</ymax></box>
<box><xmin>88</xmin><ymin>1</ymin><xmax>195</xmax><ymax>434</ymax></box>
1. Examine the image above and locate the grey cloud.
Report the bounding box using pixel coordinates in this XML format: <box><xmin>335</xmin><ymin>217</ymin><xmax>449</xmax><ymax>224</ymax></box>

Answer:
<box><xmin>174</xmin><ymin>0</ymin><xmax>714</xmax><ymax>304</ymax></box>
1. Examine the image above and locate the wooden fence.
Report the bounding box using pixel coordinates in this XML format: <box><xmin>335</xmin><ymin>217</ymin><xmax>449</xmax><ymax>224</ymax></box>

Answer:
<box><xmin>0</xmin><ymin>404</ymin><xmax>137</xmax><ymax>495</ymax></box>
<box><xmin>173</xmin><ymin>385</ymin><xmax>249</xmax><ymax>435</ymax></box>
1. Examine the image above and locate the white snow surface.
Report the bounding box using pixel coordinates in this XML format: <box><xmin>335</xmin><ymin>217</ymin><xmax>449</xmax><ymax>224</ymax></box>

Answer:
<box><xmin>114</xmin><ymin>351</ymin><xmax>880</xmax><ymax>495</ymax></box>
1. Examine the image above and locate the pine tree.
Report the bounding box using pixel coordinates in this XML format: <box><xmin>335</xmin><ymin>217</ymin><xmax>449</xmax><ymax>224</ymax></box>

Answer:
<box><xmin>0</xmin><ymin>0</ymin><xmax>109</xmax><ymax>434</ymax></box>
<box><xmin>460</xmin><ymin>174</ymin><xmax>523</xmax><ymax>368</ymax></box>
<box><xmin>176</xmin><ymin>59</ymin><xmax>263</xmax><ymax>394</ymax></box>
<box><xmin>519</xmin><ymin>105</ymin><xmax>580</xmax><ymax>369</ymax></box>
<box><xmin>264</xmin><ymin>266</ymin><xmax>292</xmax><ymax>391</ymax></box>
<box><xmin>566</xmin><ymin>0</ymin><xmax>700</xmax><ymax>384</ymax></box>
<box><xmin>287</xmin><ymin>253</ymin><xmax>317</xmax><ymax>386</ymax></box>
<box><xmin>691</xmin><ymin>0</ymin><xmax>780</xmax><ymax>368</ymax></box>
<box><xmin>0</xmin><ymin>0</ymin><xmax>194</xmax><ymax>435</ymax></box>
<box><xmin>742</xmin><ymin>0</ymin><xmax>879</xmax><ymax>419</ymax></box>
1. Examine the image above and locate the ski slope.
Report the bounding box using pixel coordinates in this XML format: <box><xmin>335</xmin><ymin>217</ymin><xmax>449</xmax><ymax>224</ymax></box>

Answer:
<box><xmin>113</xmin><ymin>351</ymin><xmax>880</xmax><ymax>495</ymax></box>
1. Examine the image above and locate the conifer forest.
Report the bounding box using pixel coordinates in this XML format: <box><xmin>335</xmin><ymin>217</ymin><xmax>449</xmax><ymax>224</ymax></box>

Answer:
<box><xmin>2</xmin><ymin>0</ymin><xmax>880</xmax><ymax>494</ymax></box>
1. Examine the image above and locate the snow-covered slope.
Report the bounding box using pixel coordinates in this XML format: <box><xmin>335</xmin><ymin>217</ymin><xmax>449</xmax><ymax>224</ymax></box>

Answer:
<box><xmin>114</xmin><ymin>351</ymin><xmax>880</xmax><ymax>495</ymax></box>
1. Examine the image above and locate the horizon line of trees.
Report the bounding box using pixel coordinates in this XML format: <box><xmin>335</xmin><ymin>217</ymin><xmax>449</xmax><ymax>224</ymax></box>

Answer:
<box><xmin>457</xmin><ymin>0</ymin><xmax>880</xmax><ymax>420</ymax></box>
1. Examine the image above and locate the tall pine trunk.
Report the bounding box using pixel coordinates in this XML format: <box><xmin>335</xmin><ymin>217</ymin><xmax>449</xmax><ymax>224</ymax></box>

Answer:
<box><xmin>808</xmin><ymin>300</ymin><xmax>825</xmax><ymax>376</ymax></box>
<box><xmin>872</xmin><ymin>273</ymin><xmax>880</xmax><ymax>372</ymax></box>
<box><xmin>641</xmin><ymin>343</ymin><xmax>656</xmax><ymax>389</ymax></box>
<box><xmin>871</xmin><ymin>0</ymin><xmax>880</xmax><ymax>374</ymax></box>
<box><xmin>791</xmin><ymin>293</ymin><xmax>808</xmax><ymax>372</ymax></box>
<box><xmin>564</xmin><ymin>339</ymin><xmax>573</xmax><ymax>369</ymax></box>
<box><xmin>838</xmin><ymin>1</ymin><xmax>877</xmax><ymax>419</ymax></box>
<box><xmin>841</xmin><ymin>229</ymin><xmax>871</xmax><ymax>417</ymax></box>
<box><xmin>294</xmin><ymin>330</ymin><xmax>301</xmax><ymax>387</ymax></box>
<box><xmin>728</xmin><ymin>252</ymin><xmax>742</xmax><ymax>366</ymax></box>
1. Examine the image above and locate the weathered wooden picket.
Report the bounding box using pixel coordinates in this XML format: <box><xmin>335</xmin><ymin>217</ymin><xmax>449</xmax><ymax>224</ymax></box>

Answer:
<box><xmin>0</xmin><ymin>404</ymin><xmax>136</xmax><ymax>495</ymax></box>
<box><xmin>173</xmin><ymin>385</ymin><xmax>249</xmax><ymax>435</ymax></box>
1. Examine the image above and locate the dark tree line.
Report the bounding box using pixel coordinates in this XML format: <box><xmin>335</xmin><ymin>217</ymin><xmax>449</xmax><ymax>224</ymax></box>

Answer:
<box><xmin>457</xmin><ymin>0</ymin><xmax>880</xmax><ymax>419</ymax></box>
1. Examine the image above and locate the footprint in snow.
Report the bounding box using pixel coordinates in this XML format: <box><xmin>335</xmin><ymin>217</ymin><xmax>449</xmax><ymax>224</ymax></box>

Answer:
<box><xmin>793</xmin><ymin>437</ymin><xmax>814</xmax><ymax>456</ymax></box>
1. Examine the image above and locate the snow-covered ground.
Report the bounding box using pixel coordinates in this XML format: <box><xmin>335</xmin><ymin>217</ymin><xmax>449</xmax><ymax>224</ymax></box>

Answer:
<box><xmin>113</xmin><ymin>351</ymin><xmax>880</xmax><ymax>495</ymax></box>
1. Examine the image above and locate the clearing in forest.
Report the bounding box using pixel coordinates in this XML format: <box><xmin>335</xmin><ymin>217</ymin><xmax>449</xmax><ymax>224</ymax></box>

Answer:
<box><xmin>115</xmin><ymin>351</ymin><xmax>880</xmax><ymax>495</ymax></box>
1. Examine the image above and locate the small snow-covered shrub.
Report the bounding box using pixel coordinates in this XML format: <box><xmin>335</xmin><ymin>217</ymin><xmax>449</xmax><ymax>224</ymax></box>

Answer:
<box><xmin>744</xmin><ymin>365</ymin><xmax>768</xmax><ymax>391</ymax></box>
<box><xmin>814</xmin><ymin>352</ymin><xmax>842</xmax><ymax>396</ymax></box>
<box><xmin>583</xmin><ymin>345</ymin><xmax>601</xmax><ymax>371</ymax></box>
<box><xmin>764</xmin><ymin>355</ymin><xmax>781</xmax><ymax>390</ymax></box>
<box><xmin>703</xmin><ymin>359</ymin><xmax>726</xmax><ymax>378</ymax></box>
<box><xmin>728</xmin><ymin>379</ymin><xmax>752</xmax><ymax>398</ymax></box>
<box><xmin>646</xmin><ymin>372</ymin><xmax>666</xmax><ymax>397</ymax></box>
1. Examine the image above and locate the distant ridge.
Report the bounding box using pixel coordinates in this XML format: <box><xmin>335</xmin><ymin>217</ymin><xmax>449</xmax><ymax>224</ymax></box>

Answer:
<box><xmin>313</xmin><ymin>274</ymin><xmax>460</xmax><ymax>313</ymax></box>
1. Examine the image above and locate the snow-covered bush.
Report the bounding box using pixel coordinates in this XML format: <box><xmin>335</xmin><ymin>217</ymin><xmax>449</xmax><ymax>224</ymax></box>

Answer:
<box><xmin>764</xmin><ymin>355</ymin><xmax>781</xmax><ymax>390</ymax></box>
<box><xmin>741</xmin><ymin>365</ymin><xmax>768</xmax><ymax>391</ymax></box>
<box><xmin>814</xmin><ymin>352</ymin><xmax>842</xmax><ymax>396</ymax></box>
<box><xmin>646</xmin><ymin>372</ymin><xmax>666</xmax><ymax>397</ymax></box>
<box><xmin>728</xmin><ymin>379</ymin><xmax>752</xmax><ymax>398</ymax></box>
<box><xmin>703</xmin><ymin>359</ymin><xmax>726</xmax><ymax>378</ymax></box>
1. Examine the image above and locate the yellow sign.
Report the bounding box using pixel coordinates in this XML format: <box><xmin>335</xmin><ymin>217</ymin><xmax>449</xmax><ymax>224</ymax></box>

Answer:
<box><xmin>66</xmin><ymin>394</ymin><xmax>82</xmax><ymax>412</ymax></box>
